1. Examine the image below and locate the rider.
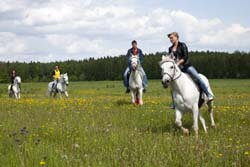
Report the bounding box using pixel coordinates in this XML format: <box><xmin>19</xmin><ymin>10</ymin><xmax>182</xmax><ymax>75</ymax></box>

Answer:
<box><xmin>52</xmin><ymin>66</ymin><xmax>60</xmax><ymax>91</ymax></box>
<box><xmin>123</xmin><ymin>40</ymin><xmax>148</xmax><ymax>93</ymax></box>
<box><xmin>167</xmin><ymin>32</ymin><xmax>214</xmax><ymax>103</ymax></box>
<box><xmin>10</xmin><ymin>70</ymin><xmax>16</xmax><ymax>92</ymax></box>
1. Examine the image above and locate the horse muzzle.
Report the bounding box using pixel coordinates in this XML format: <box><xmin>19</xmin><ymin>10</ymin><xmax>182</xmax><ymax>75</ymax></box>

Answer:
<box><xmin>162</xmin><ymin>80</ymin><xmax>169</xmax><ymax>88</ymax></box>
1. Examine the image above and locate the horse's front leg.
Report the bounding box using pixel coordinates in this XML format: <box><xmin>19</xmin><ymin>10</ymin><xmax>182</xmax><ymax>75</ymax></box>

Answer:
<box><xmin>130</xmin><ymin>90</ymin><xmax>136</xmax><ymax>104</ymax></box>
<box><xmin>175</xmin><ymin>109</ymin><xmax>189</xmax><ymax>135</ymax></box>
<box><xmin>64</xmin><ymin>91</ymin><xmax>69</xmax><ymax>98</ymax></box>
<box><xmin>138</xmin><ymin>88</ymin><xmax>143</xmax><ymax>105</ymax></box>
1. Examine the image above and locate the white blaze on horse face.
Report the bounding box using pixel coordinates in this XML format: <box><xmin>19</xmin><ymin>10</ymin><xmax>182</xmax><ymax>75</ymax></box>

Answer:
<box><xmin>161</xmin><ymin>62</ymin><xmax>175</xmax><ymax>85</ymax></box>
<box><xmin>64</xmin><ymin>74</ymin><xmax>69</xmax><ymax>85</ymax></box>
<box><xmin>130</xmin><ymin>56</ymin><xmax>138</xmax><ymax>71</ymax></box>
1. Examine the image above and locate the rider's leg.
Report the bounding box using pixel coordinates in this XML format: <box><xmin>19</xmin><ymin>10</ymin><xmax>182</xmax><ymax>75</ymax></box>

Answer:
<box><xmin>140</xmin><ymin>67</ymin><xmax>148</xmax><ymax>90</ymax></box>
<box><xmin>185</xmin><ymin>66</ymin><xmax>214</xmax><ymax>100</ymax></box>
<box><xmin>123</xmin><ymin>67</ymin><xmax>130</xmax><ymax>93</ymax></box>
<box><xmin>170</xmin><ymin>90</ymin><xmax>175</xmax><ymax>109</ymax></box>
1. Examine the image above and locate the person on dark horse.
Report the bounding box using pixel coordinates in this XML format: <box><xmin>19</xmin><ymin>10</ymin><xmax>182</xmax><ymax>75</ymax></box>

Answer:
<box><xmin>123</xmin><ymin>40</ymin><xmax>148</xmax><ymax>93</ymax></box>
<box><xmin>167</xmin><ymin>32</ymin><xmax>214</xmax><ymax>108</ymax></box>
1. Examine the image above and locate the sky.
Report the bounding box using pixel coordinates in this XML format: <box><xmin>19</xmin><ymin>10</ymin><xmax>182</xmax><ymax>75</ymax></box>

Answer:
<box><xmin>0</xmin><ymin>0</ymin><xmax>249</xmax><ymax>62</ymax></box>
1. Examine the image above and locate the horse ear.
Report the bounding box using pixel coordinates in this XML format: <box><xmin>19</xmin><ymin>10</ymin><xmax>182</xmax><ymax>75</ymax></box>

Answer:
<box><xmin>162</xmin><ymin>55</ymin><xmax>167</xmax><ymax>60</ymax></box>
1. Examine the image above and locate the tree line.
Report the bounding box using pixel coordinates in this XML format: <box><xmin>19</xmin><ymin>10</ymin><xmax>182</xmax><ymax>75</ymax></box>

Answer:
<box><xmin>0</xmin><ymin>51</ymin><xmax>249</xmax><ymax>83</ymax></box>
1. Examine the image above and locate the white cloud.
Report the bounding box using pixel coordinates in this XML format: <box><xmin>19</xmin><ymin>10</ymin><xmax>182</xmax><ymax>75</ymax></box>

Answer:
<box><xmin>0</xmin><ymin>0</ymin><xmax>249</xmax><ymax>62</ymax></box>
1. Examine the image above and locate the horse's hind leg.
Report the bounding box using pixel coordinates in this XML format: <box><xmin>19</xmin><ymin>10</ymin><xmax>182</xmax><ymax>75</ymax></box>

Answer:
<box><xmin>208</xmin><ymin>101</ymin><xmax>215</xmax><ymax>127</ymax></box>
<box><xmin>192</xmin><ymin>105</ymin><xmax>199</xmax><ymax>137</ymax></box>
<box><xmin>199</xmin><ymin>112</ymin><xmax>207</xmax><ymax>133</ymax></box>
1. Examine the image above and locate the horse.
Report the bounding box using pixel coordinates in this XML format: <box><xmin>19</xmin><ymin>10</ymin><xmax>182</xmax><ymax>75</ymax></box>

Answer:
<box><xmin>8</xmin><ymin>76</ymin><xmax>22</xmax><ymax>99</ymax></box>
<box><xmin>48</xmin><ymin>73</ymin><xmax>69</xmax><ymax>98</ymax></box>
<box><xmin>159</xmin><ymin>55</ymin><xmax>215</xmax><ymax>136</ymax></box>
<box><xmin>129</xmin><ymin>55</ymin><xmax>144</xmax><ymax>105</ymax></box>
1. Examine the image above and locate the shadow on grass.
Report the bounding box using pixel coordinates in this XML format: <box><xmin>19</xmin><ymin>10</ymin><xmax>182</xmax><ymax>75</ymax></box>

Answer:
<box><xmin>116</xmin><ymin>99</ymin><xmax>131</xmax><ymax>106</ymax></box>
<box><xmin>144</xmin><ymin>122</ymin><xmax>194</xmax><ymax>135</ymax></box>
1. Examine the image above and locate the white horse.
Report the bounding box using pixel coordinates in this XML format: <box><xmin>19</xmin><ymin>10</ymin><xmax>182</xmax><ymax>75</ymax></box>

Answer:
<box><xmin>48</xmin><ymin>73</ymin><xmax>69</xmax><ymax>98</ymax></box>
<box><xmin>8</xmin><ymin>76</ymin><xmax>21</xmax><ymax>99</ymax></box>
<box><xmin>129</xmin><ymin>55</ymin><xmax>144</xmax><ymax>105</ymax></box>
<box><xmin>159</xmin><ymin>55</ymin><xmax>215</xmax><ymax>136</ymax></box>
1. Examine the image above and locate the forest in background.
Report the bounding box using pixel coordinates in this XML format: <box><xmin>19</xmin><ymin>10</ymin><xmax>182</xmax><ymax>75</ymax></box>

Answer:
<box><xmin>0</xmin><ymin>51</ymin><xmax>249</xmax><ymax>83</ymax></box>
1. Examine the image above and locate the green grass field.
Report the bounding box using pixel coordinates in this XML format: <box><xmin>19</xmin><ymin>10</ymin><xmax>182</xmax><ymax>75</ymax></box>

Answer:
<box><xmin>0</xmin><ymin>80</ymin><xmax>250</xmax><ymax>166</ymax></box>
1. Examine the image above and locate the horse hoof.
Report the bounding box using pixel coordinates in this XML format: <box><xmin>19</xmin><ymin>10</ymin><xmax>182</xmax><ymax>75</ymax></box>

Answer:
<box><xmin>211</xmin><ymin>124</ymin><xmax>216</xmax><ymax>128</ymax></box>
<box><xmin>183</xmin><ymin>129</ymin><xmax>190</xmax><ymax>135</ymax></box>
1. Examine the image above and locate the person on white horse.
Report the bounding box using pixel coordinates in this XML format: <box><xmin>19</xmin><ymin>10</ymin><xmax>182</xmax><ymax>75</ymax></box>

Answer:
<box><xmin>8</xmin><ymin>70</ymin><xmax>21</xmax><ymax>99</ymax></box>
<box><xmin>123</xmin><ymin>40</ymin><xmax>148</xmax><ymax>93</ymax></box>
<box><xmin>167</xmin><ymin>32</ymin><xmax>214</xmax><ymax>109</ymax></box>
<box><xmin>10</xmin><ymin>70</ymin><xmax>21</xmax><ymax>92</ymax></box>
<box><xmin>48</xmin><ymin>66</ymin><xmax>69</xmax><ymax>98</ymax></box>
<box><xmin>52</xmin><ymin>65</ymin><xmax>61</xmax><ymax>92</ymax></box>
<box><xmin>160</xmin><ymin>32</ymin><xmax>215</xmax><ymax>136</ymax></box>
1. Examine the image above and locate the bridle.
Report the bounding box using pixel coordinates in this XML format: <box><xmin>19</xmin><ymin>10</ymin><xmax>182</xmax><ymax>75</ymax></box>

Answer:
<box><xmin>131</xmin><ymin>56</ymin><xmax>140</xmax><ymax>71</ymax></box>
<box><xmin>161</xmin><ymin>61</ymin><xmax>182</xmax><ymax>82</ymax></box>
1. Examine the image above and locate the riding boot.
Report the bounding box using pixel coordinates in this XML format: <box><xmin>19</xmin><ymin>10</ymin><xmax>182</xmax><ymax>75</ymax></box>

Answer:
<box><xmin>198</xmin><ymin>80</ymin><xmax>214</xmax><ymax>101</ymax></box>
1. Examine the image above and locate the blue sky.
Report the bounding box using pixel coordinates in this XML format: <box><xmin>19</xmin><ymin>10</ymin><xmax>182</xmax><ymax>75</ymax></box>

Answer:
<box><xmin>0</xmin><ymin>0</ymin><xmax>249</xmax><ymax>62</ymax></box>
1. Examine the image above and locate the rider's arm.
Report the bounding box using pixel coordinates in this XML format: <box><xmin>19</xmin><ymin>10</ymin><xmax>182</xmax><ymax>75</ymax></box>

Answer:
<box><xmin>139</xmin><ymin>49</ymin><xmax>144</xmax><ymax>64</ymax></box>
<box><xmin>127</xmin><ymin>49</ymin><xmax>131</xmax><ymax>67</ymax></box>
<box><xmin>177</xmin><ymin>43</ymin><xmax>188</xmax><ymax>66</ymax></box>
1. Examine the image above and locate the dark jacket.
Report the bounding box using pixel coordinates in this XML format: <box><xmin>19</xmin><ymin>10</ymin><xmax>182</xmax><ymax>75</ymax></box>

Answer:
<box><xmin>126</xmin><ymin>48</ymin><xmax>144</xmax><ymax>68</ymax></box>
<box><xmin>169</xmin><ymin>42</ymin><xmax>191</xmax><ymax>70</ymax></box>
<box><xmin>10</xmin><ymin>75</ymin><xmax>15</xmax><ymax>84</ymax></box>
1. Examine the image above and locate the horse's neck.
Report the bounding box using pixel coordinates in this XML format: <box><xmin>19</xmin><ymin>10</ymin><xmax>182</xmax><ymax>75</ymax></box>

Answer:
<box><xmin>131</xmin><ymin>70</ymin><xmax>141</xmax><ymax>80</ymax></box>
<box><xmin>170</xmin><ymin>72</ymin><xmax>186</xmax><ymax>94</ymax></box>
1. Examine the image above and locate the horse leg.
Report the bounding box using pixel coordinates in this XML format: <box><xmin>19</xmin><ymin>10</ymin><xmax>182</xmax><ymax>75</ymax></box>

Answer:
<box><xmin>175</xmin><ymin>109</ymin><xmax>189</xmax><ymax>135</ymax></box>
<box><xmin>192</xmin><ymin>105</ymin><xmax>199</xmax><ymax>137</ymax></box>
<box><xmin>131</xmin><ymin>90</ymin><xmax>136</xmax><ymax>104</ymax></box>
<box><xmin>199</xmin><ymin>112</ymin><xmax>207</xmax><ymax>134</ymax></box>
<box><xmin>53</xmin><ymin>92</ymin><xmax>57</xmax><ymax>98</ymax></box>
<box><xmin>64</xmin><ymin>91</ymin><xmax>69</xmax><ymax>98</ymax></box>
<box><xmin>208</xmin><ymin>101</ymin><xmax>215</xmax><ymax>127</ymax></box>
<box><xmin>58</xmin><ymin>92</ymin><xmax>62</xmax><ymax>99</ymax></box>
<box><xmin>138</xmin><ymin>89</ymin><xmax>143</xmax><ymax>105</ymax></box>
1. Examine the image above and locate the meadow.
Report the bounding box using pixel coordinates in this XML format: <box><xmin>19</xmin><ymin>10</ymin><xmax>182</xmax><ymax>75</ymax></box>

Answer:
<box><xmin>0</xmin><ymin>80</ymin><xmax>250</xmax><ymax>166</ymax></box>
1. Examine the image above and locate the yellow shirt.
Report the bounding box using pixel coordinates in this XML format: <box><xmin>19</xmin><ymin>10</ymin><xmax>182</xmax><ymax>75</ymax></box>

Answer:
<box><xmin>53</xmin><ymin>69</ymin><xmax>60</xmax><ymax>79</ymax></box>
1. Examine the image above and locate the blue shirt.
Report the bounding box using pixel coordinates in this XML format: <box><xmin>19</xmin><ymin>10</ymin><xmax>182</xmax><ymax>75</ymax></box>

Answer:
<box><xmin>126</xmin><ymin>48</ymin><xmax>144</xmax><ymax>67</ymax></box>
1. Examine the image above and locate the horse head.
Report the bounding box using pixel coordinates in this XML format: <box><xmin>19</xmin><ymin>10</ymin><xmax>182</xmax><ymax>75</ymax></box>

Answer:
<box><xmin>130</xmin><ymin>55</ymin><xmax>140</xmax><ymax>71</ymax></box>
<box><xmin>159</xmin><ymin>55</ymin><xmax>180</xmax><ymax>88</ymax></box>
<box><xmin>14</xmin><ymin>76</ymin><xmax>22</xmax><ymax>85</ymax></box>
<box><xmin>62</xmin><ymin>73</ymin><xmax>69</xmax><ymax>86</ymax></box>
